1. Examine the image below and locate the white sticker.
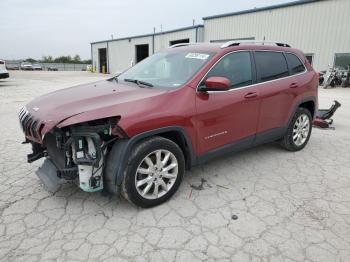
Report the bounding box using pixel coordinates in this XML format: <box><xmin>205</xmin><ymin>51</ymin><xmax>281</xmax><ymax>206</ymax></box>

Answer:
<box><xmin>185</xmin><ymin>53</ymin><xmax>210</xmax><ymax>60</ymax></box>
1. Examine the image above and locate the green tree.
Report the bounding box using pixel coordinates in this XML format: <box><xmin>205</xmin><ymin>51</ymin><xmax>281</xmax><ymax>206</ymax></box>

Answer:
<box><xmin>41</xmin><ymin>56</ymin><xmax>53</xmax><ymax>63</ymax></box>
<box><xmin>25</xmin><ymin>58</ymin><xmax>37</xmax><ymax>63</ymax></box>
<box><xmin>53</xmin><ymin>56</ymin><xmax>72</xmax><ymax>63</ymax></box>
<box><xmin>82</xmin><ymin>59</ymin><xmax>92</xmax><ymax>64</ymax></box>
<box><xmin>73</xmin><ymin>55</ymin><xmax>81</xmax><ymax>63</ymax></box>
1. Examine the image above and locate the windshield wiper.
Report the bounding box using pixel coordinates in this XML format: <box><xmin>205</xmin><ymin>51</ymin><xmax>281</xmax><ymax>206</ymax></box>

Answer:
<box><xmin>124</xmin><ymin>78</ymin><xmax>154</xmax><ymax>87</ymax></box>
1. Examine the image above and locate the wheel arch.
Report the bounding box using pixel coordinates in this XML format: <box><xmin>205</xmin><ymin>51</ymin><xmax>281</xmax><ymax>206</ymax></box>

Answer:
<box><xmin>299</xmin><ymin>100</ymin><xmax>315</xmax><ymax>118</ymax></box>
<box><xmin>288</xmin><ymin>97</ymin><xmax>317</xmax><ymax>126</ymax></box>
<box><xmin>104</xmin><ymin>126</ymin><xmax>195</xmax><ymax>194</ymax></box>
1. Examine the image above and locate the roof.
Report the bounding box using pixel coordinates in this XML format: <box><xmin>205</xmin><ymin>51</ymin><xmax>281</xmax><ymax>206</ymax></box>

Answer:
<box><xmin>167</xmin><ymin>43</ymin><xmax>222</xmax><ymax>53</ymax></box>
<box><xmin>161</xmin><ymin>42</ymin><xmax>298</xmax><ymax>54</ymax></box>
<box><xmin>203</xmin><ymin>0</ymin><xmax>323</xmax><ymax>20</ymax></box>
<box><xmin>91</xmin><ymin>25</ymin><xmax>204</xmax><ymax>45</ymax></box>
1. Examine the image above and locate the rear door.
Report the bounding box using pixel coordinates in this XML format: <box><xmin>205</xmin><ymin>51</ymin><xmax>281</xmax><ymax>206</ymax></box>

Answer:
<box><xmin>253</xmin><ymin>51</ymin><xmax>298</xmax><ymax>138</ymax></box>
<box><xmin>195</xmin><ymin>51</ymin><xmax>260</xmax><ymax>155</ymax></box>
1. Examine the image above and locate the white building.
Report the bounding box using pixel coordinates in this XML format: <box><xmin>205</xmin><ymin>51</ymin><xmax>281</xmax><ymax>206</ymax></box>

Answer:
<box><xmin>91</xmin><ymin>0</ymin><xmax>349</xmax><ymax>73</ymax></box>
<box><xmin>203</xmin><ymin>0</ymin><xmax>350</xmax><ymax>71</ymax></box>
<box><xmin>91</xmin><ymin>25</ymin><xmax>203</xmax><ymax>74</ymax></box>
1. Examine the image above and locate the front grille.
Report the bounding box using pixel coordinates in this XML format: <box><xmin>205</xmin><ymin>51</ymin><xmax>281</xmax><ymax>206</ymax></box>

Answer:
<box><xmin>18</xmin><ymin>107</ymin><xmax>44</xmax><ymax>141</ymax></box>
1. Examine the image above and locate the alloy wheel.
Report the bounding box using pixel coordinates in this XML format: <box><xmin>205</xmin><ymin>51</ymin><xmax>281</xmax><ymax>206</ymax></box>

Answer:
<box><xmin>135</xmin><ymin>149</ymin><xmax>178</xmax><ymax>200</ymax></box>
<box><xmin>293</xmin><ymin>113</ymin><xmax>310</xmax><ymax>146</ymax></box>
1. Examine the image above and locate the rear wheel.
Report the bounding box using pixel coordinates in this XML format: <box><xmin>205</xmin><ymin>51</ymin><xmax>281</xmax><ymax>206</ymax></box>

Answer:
<box><xmin>280</xmin><ymin>108</ymin><xmax>312</xmax><ymax>151</ymax></box>
<box><xmin>121</xmin><ymin>136</ymin><xmax>185</xmax><ymax>208</ymax></box>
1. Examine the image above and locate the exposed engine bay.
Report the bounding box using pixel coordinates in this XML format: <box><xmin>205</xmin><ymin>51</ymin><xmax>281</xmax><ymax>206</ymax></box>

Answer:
<box><xmin>24</xmin><ymin>117</ymin><xmax>124</xmax><ymax>193</ymax></box>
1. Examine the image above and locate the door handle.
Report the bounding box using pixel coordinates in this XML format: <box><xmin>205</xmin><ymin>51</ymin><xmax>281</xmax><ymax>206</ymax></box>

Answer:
<box><xmin>244</xmin><ymin>92</ymin><xmax>258</xmax><ymax>99</ymax></box>
<box><xmin>289</xmin><ymin>83</ymin><xmax>299</xmax><ymax>88</ymax></box>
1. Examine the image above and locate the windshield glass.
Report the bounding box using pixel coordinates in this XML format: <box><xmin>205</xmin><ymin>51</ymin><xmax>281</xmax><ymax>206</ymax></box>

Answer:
<box><xmin>118</xmin><ymin>51</ymin><xmax>214</xmax><ymax>89</ymax></box>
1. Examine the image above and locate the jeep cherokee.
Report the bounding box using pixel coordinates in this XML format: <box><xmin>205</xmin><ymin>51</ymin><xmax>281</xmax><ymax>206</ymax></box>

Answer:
<box><xmin>19</xmin><ymin>41</ymin><xmax>318</xmax><ymax>207</ymax></box>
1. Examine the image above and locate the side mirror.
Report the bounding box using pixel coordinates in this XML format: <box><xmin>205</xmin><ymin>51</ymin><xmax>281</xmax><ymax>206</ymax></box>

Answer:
<box><xmin>199</xmin><ymin>76</ymin><xmax>231</xmax><ymax>92</ymax></box>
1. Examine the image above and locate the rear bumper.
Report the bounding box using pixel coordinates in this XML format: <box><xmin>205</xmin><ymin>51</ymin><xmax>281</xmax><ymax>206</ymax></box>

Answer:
<box><xmin>0</xmin><ymin>73</ymin><xmax>9</xmax><ymax>79</ymax></box>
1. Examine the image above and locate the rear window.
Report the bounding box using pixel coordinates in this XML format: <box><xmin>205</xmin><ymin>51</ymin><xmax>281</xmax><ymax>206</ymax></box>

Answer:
<box><xmin>255</xmin><ymin>51</ymin><xmax>289</xmax><ymax>82</ymax></box>
<box><xmin>285</xmin><ymin>53</ymin><xmax>305</xmax><ymax>75</ymax></box>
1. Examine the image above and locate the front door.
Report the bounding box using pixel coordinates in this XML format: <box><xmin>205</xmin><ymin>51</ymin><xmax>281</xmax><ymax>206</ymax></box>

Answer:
<box><xmin>195</xmin><ymin>51</ymin><xmax>260</xmax><ymax>155</ymax></box>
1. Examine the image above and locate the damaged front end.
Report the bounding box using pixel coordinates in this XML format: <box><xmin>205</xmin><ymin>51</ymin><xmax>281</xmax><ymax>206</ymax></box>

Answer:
<box><xmin>20</xmin><ymin>109</ymin><xmax>126</xmax><ymax>193</ymax></box>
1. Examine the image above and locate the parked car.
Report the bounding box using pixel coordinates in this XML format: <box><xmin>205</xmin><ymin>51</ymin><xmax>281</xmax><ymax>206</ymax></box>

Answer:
<box><xmin>32</xmin><ymin>64</ymin><xmax>43</xmax><ymax>71</ymax></box>
<box><xmin>6</xmin><ymin>65</ymin><xmax>19</xmax><ymax>70</ymax></box>
<box><xmin>47</xmin><ymin>66</ymin><xmax>58</xmax><ymax>71</ymax></box>
<box><xmin>21</xmin><ymin>62</ymin><xmax>33</xmax><ymax>70</ymax></box>
<box><xmin>19</xmin><ymin>41</ymin><xmax>318</xmax><ymax>207</ymax></box>
<box><xmin>0</xmin><ymin>60</ymin><xmax>9</xmax><ymax>79</ymax></box>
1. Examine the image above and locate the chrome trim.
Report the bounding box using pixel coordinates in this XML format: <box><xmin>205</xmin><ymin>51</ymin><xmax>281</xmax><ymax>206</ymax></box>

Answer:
<box><xmin>169</xmin><ymin>43</ymin><xmax>200</xmax><ymax>48</ymax></box>
<box><xmin>18</xmin><ymin>106</ymin><xmax>43</xmax><ymax>140</ymax></box>
<box><xmin>196</xmin><ymin>50</ymin><xmax>307</xmax><ymax>94</ymax></box>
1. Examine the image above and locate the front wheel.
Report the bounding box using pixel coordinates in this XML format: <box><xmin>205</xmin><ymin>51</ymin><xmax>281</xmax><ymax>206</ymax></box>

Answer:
<box><xmin>280</xmin><ymin>108</ymin><xmax>312</xmax><ymax>151</ymax></box>
<box><xmin>121</xmin><ymin>136</ymin><xmax>185</xmax><ymax>208</ymax></box>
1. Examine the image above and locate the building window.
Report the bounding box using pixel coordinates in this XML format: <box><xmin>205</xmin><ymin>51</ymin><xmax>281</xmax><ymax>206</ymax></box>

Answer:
<box><xmin>169</xmin><ymin>39</ymin><xmax>190</xmax><ymax>46</ymax></box>
<box><xmin>334</xmin><ymin>53</ymin><xmax>350</xmax><ymax>70</ymax></box>
<box><xmin>305</xmin><ymin>54</ymin><xmax>314</xmax><ymax>65</ymax></box>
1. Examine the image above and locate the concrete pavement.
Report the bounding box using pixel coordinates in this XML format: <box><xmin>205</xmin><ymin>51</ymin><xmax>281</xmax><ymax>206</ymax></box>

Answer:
<box><xmin>0</xmin><ymin>71</ymin><xmax>350</xmax><ymax>261</ymax></box>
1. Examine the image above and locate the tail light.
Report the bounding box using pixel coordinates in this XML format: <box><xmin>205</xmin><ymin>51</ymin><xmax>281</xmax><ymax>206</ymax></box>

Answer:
<box><xmin>0</xmin><ymin>60</ymin><xmax>4</xmax><ymax>65</ymax></box>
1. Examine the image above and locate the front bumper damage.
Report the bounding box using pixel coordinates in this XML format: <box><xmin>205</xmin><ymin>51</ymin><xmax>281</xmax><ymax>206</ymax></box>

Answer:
<box><xmin>36</xmin><ymin>159</ymin><xmax>62</xmax><ymax>193</ymax></box>
<box><xmin>21</xmin><ymin>115</ymin><xmax>123</xmax><ymax>194</ymax></box>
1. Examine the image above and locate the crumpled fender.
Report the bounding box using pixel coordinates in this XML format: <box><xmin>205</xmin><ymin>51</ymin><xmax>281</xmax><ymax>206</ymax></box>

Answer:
<box><xmin>56</xmin><ymin>111</ymin><xmax>121</xmax><ymax>129</ymax></box>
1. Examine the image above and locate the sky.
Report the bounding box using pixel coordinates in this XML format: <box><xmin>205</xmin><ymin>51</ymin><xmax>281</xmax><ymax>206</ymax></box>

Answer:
<box><xmin>0</xmin><ymin>0</ymin><xmax>293</xmax><ymax>60</ymax></box>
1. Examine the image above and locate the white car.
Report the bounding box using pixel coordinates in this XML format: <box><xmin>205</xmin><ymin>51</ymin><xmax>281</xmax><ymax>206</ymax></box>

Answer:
<box><xmin>21</xmin><ymin>62</ymin><xmax>33</xmax><ymax>70</ymax></box>
<box><xmin>0</xmin><ymin>60</ymin><xmax>9</xmax><ymax>79</ymax></box>
<box><xmin>32</xmin><ymin>64</ymin><xmax>43</xmax><ymax>70</ymax></box>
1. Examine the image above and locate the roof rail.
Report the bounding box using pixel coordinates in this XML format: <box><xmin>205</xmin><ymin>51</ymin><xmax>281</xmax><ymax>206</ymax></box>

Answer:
<box><xmin>221</xmin><ymin>40</ymin><xmax>291</xmax><ymax>48</ymax></box>
<box><xmin>169</xmin><ymin>43</ymin><xmax>199</xmax><ymax>48</ymax></box>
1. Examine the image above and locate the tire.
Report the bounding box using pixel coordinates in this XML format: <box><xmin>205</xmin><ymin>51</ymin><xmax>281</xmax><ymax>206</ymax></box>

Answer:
<box><xmin>121</xmin><ymin>136</ymin><xmax>185</xmax><ymax>208</ymax></box>
<box><xmin>280</xmin><ymin>107</ymin><xmax>312</xmax><ymax>151</ymax></box>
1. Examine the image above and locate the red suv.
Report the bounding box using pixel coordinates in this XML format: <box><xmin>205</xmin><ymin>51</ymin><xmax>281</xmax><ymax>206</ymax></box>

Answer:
<box><xmin>19</xmin><ymin>41</ymin><xmax>318</xmax><ymax>207</ymax></box>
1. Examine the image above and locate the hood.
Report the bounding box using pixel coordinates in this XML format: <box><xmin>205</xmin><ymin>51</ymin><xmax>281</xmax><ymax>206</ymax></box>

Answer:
<box><xmin>25</xmin><ymin>79</ymin><xmax>168</xmax><ymax>135</ymax></box>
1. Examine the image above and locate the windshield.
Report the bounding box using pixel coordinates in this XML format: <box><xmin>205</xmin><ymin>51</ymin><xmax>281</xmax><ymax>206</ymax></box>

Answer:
<box><xmin>118</xmin><ymin>51</ymin><xmax>214</xmax><ymax>89</ymax></box>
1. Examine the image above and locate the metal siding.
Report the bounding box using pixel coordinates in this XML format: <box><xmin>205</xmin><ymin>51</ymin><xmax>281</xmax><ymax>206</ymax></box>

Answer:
<box><xmin>108</xmin><ymin>36</ymin><xmax>153</xmax><ymax>74</ymax></box>
<box><xmin>204</xmin><ymin>0</ymin><xmax>350</xmax><ymax>70</ymax></box>
<box><xmin>101</xmin><ymin>28</ymin><xmax>200</xmax><ymax>74</ymax></box>
<box><xmin>154</xmin><ymin>28</ymin><xmax>197</xmax><ymax>52</ymax></box>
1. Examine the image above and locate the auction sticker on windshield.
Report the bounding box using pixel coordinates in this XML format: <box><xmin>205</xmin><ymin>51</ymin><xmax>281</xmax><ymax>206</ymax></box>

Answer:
<box><xmin>185</xmin><ymin>53</ymin><xmax>210</xmax><ymax>60</ymax></box>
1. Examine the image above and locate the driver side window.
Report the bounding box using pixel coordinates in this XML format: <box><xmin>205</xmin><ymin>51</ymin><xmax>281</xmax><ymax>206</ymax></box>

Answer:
<box><xmin>203</xmin><ymin>51</ymin><xmax>253</xmax><ymax>89</ymax></box>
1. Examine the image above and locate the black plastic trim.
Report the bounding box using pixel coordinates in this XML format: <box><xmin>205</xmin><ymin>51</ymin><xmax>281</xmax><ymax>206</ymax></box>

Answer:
<box><xmin>253</xmin><ymin>127</ymin><xmax>286</xmax><ymax>146</ymax></box>
<box><xmin>292</xmin><ymin>96</ymin><xmax>317</xmax><ymax>122</ymax></box>
<box><xmin>113</xmin><ymin>126</ymin><xmax>195</xmax><ymax>187</ymax></box>
<box><xmin>196</xmin><ymin>136</ymin><xmax>254</xmax><ymax>165</ymax></box>
<box><xmin>196</xmin><ymin>126</ymin><xmax>287</xmax><ymax>165</ymax></box>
